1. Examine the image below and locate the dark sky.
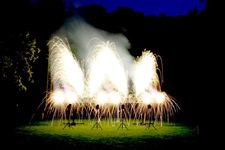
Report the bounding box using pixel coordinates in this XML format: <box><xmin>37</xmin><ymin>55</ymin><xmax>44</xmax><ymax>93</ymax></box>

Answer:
<box><xmin>63</xmin><ymin>0</ymin><xmax>206</xmax><ymax>16</ymax></box>
<box><xmin>31</xmin><ymin>0</ymin><xmax>207</xmax><ymax>16</ymax></box>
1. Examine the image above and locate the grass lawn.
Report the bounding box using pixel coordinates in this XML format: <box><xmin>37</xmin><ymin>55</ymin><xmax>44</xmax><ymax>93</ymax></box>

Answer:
<box><xmin>12</xmin><ymin>119</ymin><xmax>200</xmax><ymax>150</ymax></box>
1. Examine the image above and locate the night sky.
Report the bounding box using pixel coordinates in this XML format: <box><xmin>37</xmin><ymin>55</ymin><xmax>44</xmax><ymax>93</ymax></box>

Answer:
<box><xmin>63</xmin><ymin>0</ymin><xmax>206</xmax><ymax>16</ymax></box>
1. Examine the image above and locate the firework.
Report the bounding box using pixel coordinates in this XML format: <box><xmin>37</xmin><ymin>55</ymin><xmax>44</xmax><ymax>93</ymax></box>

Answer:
<box><xmin>41</xmin><ymin>36</ymin><xmax>180</xmax><ymax>126</ymax></box>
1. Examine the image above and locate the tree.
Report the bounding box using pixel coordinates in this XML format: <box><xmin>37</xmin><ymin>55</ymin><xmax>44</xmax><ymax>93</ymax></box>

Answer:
<box><xmin>0</xmin><ymin>31</ymin><xmax>41</xmax><ymax>91</ymax></box>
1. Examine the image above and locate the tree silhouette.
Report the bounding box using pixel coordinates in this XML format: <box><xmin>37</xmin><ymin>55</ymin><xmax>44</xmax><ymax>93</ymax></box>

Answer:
<box><xmin>0</xmin><ymin>31</ymin><xmax>41</xmax><ymax>91</ymax></box>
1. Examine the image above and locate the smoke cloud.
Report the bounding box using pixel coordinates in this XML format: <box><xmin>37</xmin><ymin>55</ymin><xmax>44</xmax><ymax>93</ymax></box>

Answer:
<box><xmin>53</xmin><ymin>15</ymin><xmax>135</xmax><ymax>78</ymax></box>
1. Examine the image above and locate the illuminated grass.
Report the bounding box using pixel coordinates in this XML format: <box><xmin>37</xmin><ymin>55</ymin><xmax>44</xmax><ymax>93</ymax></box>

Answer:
<box><xmin>14</xmin><ymin>120</ymin><xmax>199</xmax><ymax>150</ymax></box>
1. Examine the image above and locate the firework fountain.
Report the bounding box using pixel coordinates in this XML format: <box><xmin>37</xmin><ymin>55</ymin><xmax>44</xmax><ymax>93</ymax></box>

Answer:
<box><xmin>39</xmin><ymin>18</ymin><xmax>180</xmax><ymax>127</ymax></box>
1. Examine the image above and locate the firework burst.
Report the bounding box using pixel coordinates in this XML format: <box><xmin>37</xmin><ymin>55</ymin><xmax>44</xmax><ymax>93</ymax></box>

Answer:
<box><xmin>38</xmin><ymin>36</ymin><xmax>180</xmax><ymax>126</ymax></box>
